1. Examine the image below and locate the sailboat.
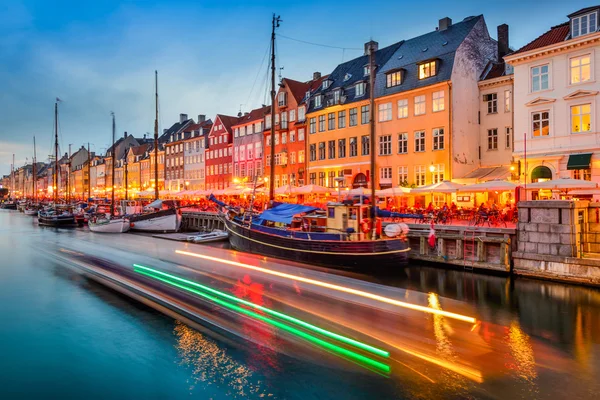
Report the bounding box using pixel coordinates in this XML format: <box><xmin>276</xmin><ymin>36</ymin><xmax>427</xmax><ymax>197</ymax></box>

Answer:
<box><xmin>215</xmin><ymin>18</ymin><xmax>409</xmax><ymax>270</ymax></box>
<box><xmin>129</xmin><ymin>71</ymin><xmax>181</xmax><ymax>233</ymax></box>
<box><xmin>89</xmin><ymin>113</ymin><xmax>130</xmax><ymax>233</ymax></box>
<box><xmin>38</xmin><ymin>100</ymin><xmax>77</xmax><ymax>227</ymax></box>
<box><xmin>25</xmin><ymin>137</ymin><xmax>40</xmax><ymax>216</ymax></box>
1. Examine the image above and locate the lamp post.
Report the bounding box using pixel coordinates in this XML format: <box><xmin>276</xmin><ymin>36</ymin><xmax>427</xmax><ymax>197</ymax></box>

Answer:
<box><xmin>124</xmin><ymin>157</ymin><xmax>129</xmax><ymax>200</ymax></box>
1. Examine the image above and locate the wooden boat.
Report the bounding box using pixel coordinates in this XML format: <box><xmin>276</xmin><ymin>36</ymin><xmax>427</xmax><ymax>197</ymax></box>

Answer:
<box><xmin>24</xmin><ymin>208</ymin><xmax>39</xmax><ymax>216</ymax></box>
<box><xmin>129</xmin><ymin>207</ymin><xmax>181</xmax><ymax>232</ymax></box>
<box><xmin>88</xmin><ymin>216</ymin><xmax>130</xmax><ymax>233</ymax></box>
<box><xmin>38</xmin><ymin>210</ymin><xmax>78</xmax><ymax>227</ymax></box>
<box><xmin>186</xmin><ymin>230</ymin><xmax>228</xmax><ymax>244</ymax></box>
<box><xmin>0</xmin><ymin>201</ymin><xmax>17</xmax><ymax>210</ymax></box>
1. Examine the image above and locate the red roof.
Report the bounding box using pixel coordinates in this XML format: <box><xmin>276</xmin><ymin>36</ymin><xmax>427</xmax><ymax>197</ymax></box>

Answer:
<box><xmin>216</xmin><ymin>114</ymin><xmax>239</xmax><ymax>133</ymax></box>
<box><xmin>130</xmin><ymin>143</ymin><xmax>151</xmax><ymax>156</ymax></box>
<box><xmin>235</xmin><ymin>105</ymin><xmax>270</xmax><ymax>126</ymax></box>
<box><xmin>283</xmin><ymin>78</ymin><xmax>310</xmax><ymax>103</ymax></box>
<box><xmin>512</xmin><ymin>22</ymin><xmax>570</xmax><ymax>55</ymax></box>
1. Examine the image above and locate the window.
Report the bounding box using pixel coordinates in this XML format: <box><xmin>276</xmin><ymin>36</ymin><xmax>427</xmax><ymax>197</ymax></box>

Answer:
<box><xmin>290</xmin><ymin>152</ymin><xmax>296</xmax><ymax>165</ymax></box>
<box><xmin>418</xmin><ymin>61</ymin><xmax>437</xmax><ymax>79</ymax></box>
<box><xmin>488</xmin><ymin>129</ymin><xmax>498</xmax><ymax>150</ymax></box>
<box><xmin>397</xmin><ymin>99</ymin><xmax>408</xmax><ymax>118</ymax></box>
<box><xmin>414</xmin><ymin>95</ymin><xmax>426</xmax><ymax>115</ymax></box>
<box><xmin>328</xmin><ymin>140</ymin><xmax>335</xmax><ymax>159</ymax></box>
<box><xmin>484</xmin><ymin>93</ymin><xmax>497</xmax><ymax>114</ymax></box>
<box><xmin>318</xmin><ymin>115</ymin><xmax>326</xmax><ymax>132</ymax></box>
<box><xmin>338</xmin><ymin>139</ymin><xmax>346</xmax><ymax>158</ymax></box>
<box><xmin>349</xmin><ymin>108</ymin><xmax>358</xmax><ymax>126</ymax></box>
<box><xmin>380</xmin><ymin>167</ymin><xmax>392</xmax><ymax>181</ymax></box>
<box><xmin>531</xmin><ymin>64</ymin><xmax>549</xmax><ymax>92</ymax></box>
<box><xmin>298</xmin><ymin>106</ymin><xmax>306</xmax><ymax>122</ymax></box>
<box><xmin>506</xmin><ymin>127</ymin><xmax>512</xmax><ymax>149</ymax></box>
<box><xmin>361</xmin><ymin>135</ymin><xmax>370</xmax><ymax>156</ymax></box>
<box><xmin>398</xmin><ymin>166</ymin><xmax>408</xmax><ymax>185</ymax></box>
<box><xmin>318</xmin><ymin>172</ymin><xmax>325</xmax><ymax>186</ymax></box>
<box><xmin>349</xmin><ymin>137</ymin><xmax>358</xmax><ymax>157</ymax></box>
<box><xmin>274</xmin><ymin>133</ymin><xmax>279</xmax><ymax>145</ymax></box>
<box><xmin>571</xmin><ymin>12</ymin><xmax>598</xmax><ymax>38</ymax></box>
<box><xmin>571</xmin><ymin>55</ymin><xmax>592</xmax><ymax>84</ymax></box>
<box><xmin>573</xmin><ymin>168</ymin><xmax>592</xmax><ymax>181</ymax></box>
<box><xmin>247</xmin><ymin>146</ymin><xmax>253</xmax><ymax>160</ymax></box>
<box><xmin>386</xmin><ymin>71</ymin><xmax>402</xmax><ymax>87</ymax></box>
<box><xmin>328</xmin><ymin>113</ymin><xmax>335</xmax><ymax>130</ymax></box>
<box><xmin>338</xmin><ymin>111</ymin><xmax>346</xmax><ymax>128</ymax></box>
<box><xmin>309</xmin><ymin>117</ymin><xmax>316</xmax><ymax>134</ymax></box>
<box><xmin>282</xmin><ymin>132</ymin><xmax>287</xmax><ymax>144</ymax></box>
<box><xmin>364</xmin><ymin>66</ymin><xmax>370</xmax><ymax>76</ymax></box>
<box><xmin>309</xmin><ymin>144</ymin><xmax>316</xmax><ymax>161</ymax></box>
<box><xmin>571</xmin><ymin>104</ymin><xmax>592</xmax><ymax>133</ymax></box>
<box><xmin>290</xmin><ymin>130</ymin><xmax>296</xmax><ymax>143</ymax></box>
<box><xmin>414</xmin><ymin>131</ymin><xmax>425</xmax><ymax>152</ymax></box>
<box><xmin>298</xmin><ymin>150</ymin><xmax>304</xmax><ymax>164</ymax></box>
<box><xmin>266</xmin><ymin>154</ymin><xmax>271</xmax><ymax>166</ymax></box>
<box><xmin>356</xmin><ymin>82</ymin><xmax>366</xmax><ymax>97</ymax></box>
<box><xmin>361</xmin><ymin>105</ymin><xmax>370</xmax><ymax>124</ymax></box>
<box><xmin>432</xmin><ymin>90</ymin><xmax>445</xmax><ymax>112</ymax></box>
<box><xmin>309</xmin><ymin>172</ymin><xmax>316</xmax><ymax>185</ymax></box>
<box><xmin>379</xmin><ymin>135</ymin><xmax>392</xmax><ymax>155</ymax></box>
<box><xmin>415</xmin><ymin>165</ymin><xmax>426</xmax><ymax>186</ymax></box>
<box><xmin>322</xmin><ymin>80</ymin><xmax>330</xmax><ymax>90</ymax></box>
<box><xmin>278</xmin><ymin>91</ymin><xmax>287</xmax><ymax>106</ymax></box>
<box><xmin>327</xmin><ymin>171</ymin><xmax>336</xmax><ymax>187</ymax></box>
<box><xmin>318</xmin><ymin>142</ymin><xmax>326</xmax><ymax>160</ymax></box>
<box><xmin>314</xmin><ymin>95</ymin><xmax>322</xmax><ymax>108</ymax></box>
<box><xmin>433</xmin><ymin>128</ymin><xmax>444</xmax><ymax>150</ymax></box>
<box><xmin>504</xmin><ymin>90</ymin><xmax>511</xmax><ymax>112</ymax></box>
<box><xmin>432</xmin><ymin>164</ymin><xmax>445</xmax><ymax>184</ymax></box>
<box><xmin>290</xmin><ymin>109</ymin><xmax>296</xmax><ymax>121</ymax></box>
<box><xmin>298</xmin><ymin>128</ymin><xmax>305</xmax><ymax>141</ymax></box>
<box><xmin>532</xmin><ymin>111</ymin><xmax>550</xmax><ymax>137</ymax></box>
<box><xmin>378</xmin><ymin>103</ymin><xmax>392</xmax><ymax>122</ymax></box>
<box><xmin>398</xmin><ymin>133</ymin><xmax>408</xmax><ymax>154</ymax></box>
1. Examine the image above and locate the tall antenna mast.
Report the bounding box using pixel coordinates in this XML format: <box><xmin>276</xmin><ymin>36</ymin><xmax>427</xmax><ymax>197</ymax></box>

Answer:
<box><xmin>268</xmin><ymin>14</ymin><xmax>281</xmax><ymax>203</ymax></box>
<box><xmin>33</xmin><ymin>136</ymin><xmax>37</xmax><ymax>203</ymax></box>
<box><xmin>111</xmin><ymin>112</ymin><xmax>116</xmax><ymax>217</ymax></box>
<box><xmin>54</xmin><ymin>100</ymin><xmax>59</xmax><ymax>205</ymax></box>
<box><xmin>368</xmin><ymin>42</ymin><xmax>377</xmax><ymax>238</ymax></box>
<box><xmin>87</xmin><ymin>142</ymin><xmax>91</xmax><ymax>201</ymax></box>
<box><xmin>154</xmin><ymin>70</ymin><xmax>159</xmax><ymax>200</ymax></box>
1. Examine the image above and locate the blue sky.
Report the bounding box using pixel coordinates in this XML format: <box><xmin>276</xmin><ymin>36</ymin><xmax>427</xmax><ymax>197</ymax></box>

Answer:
<box><xmin>0</xmin><ymin>0</ymin><xmax>594</xmax><ymax>175</ymax></box>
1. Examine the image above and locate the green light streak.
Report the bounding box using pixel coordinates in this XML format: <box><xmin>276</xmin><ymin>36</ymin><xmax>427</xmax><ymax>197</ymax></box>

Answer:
<box><xmin>133</xmin><ymin>264</ymin><xmax>389</xmax><ymax>358</ymax></box>
<box><xmin>134</xmin><ymin>268</ymin><xmax>391</xmax><ymax>374</ymax></box>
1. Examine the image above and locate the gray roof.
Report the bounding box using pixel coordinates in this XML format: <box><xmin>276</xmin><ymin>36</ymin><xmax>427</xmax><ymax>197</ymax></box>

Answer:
<box><xmin>375</xmin><ymin>15</ymin><xmax>482</xmax><ymax>97</ymax></box>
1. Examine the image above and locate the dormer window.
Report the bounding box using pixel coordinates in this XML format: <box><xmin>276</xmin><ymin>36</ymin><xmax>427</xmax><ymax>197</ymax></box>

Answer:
<box><xmin>322</xmin><ymin>80</ymin><xmax>330</xmax><ymax>90</ymax></box>
<box><xmin>314</xmin><ymin>94</ymin><xmax>322</xmax><ymax>108</ymax></box>
<box><xmin>364</xmin><ymin>66</ymin><xmax>370</xmax><ymax>76</ymax></box>
<box><xmin>333</xmin><ymin>89</ymin><xmax>341</xmax><ymax>104</ymax></box>
<box><xmin>355</xmin><ymin>82</ymin><xmax>366</xmax><ymax>97</ymax></box>
<box><xmin>386</xmin><ymin>70</ymin><xmax>403</xmax><ymax>87</ymax></box>
<box><xmin>418</xmin><ymin>60</ymin><xmax>437</xmax><ymax>79</ymax></box>
<box><xmin>343</xmin><ymin>73</ymin><xmax>352</xmax><ymax>82</ymax></box>
<box><xmin>305</xmin><ymin>90</ymin><xmax>311</xmax><ymax>100</ymax></box>
<box><xmin>571</xmin><ymin>11</ymin><xmax>598</xmax><ymax>38</ymax></box>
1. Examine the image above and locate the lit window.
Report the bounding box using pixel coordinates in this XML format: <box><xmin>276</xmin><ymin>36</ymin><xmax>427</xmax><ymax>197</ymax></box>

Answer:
<box><xmin>415</xmin><ymin>165</ymin><xmax>426</xmax><ymax>186</ymax></box>
<box><xmin>571</xmin><ymin>104</ymin><xmax>592</xmax><ymax>133</ymax></box>
<box><xmin>571</xmin><ymin>12</ymin><xmax>598</xmax><ymax>38</ymax></box>
<box><xmin>570</xmin><ymin>55</ymin><xmax>591</xmax><ymax>84</ymax></box>
<box><xmin>397</xmin><ymin>99</ymin><xmax>408</xmax><ymax>118</ymax></box>
<box><xmin>418</xmin><ymin>61</ymin><xmax>437</xmax><ymax>79</ymax></box>
<box><xmin>432</xmin><ymin>90</ymin><xmax>445</xmax><ymax>112</ymax></box>
<box><xmin>414</xmin><ymin>95</ymin><xmax>426</xmax><ymax>115</ymax></box>
<box><xmin>531</xmin><ymin>64</ymin><xmax>549</xmax><ymax>92</ymax></box>
<box><xmin>378</xmin><ymin>103</ymin><xmax>392</xmax><ymax>122</ymax></box>
<box><xmin>432</xmin><ymin>164</ymin><xmax>445</xmax><ymax>184</ymax></box>
<box><xmin>532</xmin><ymin>111</ymin><xmax>550</xmax><ymax>137</ymax></box>
<box><xmin>386</xmin><ymin>71</ymin><xmax>402</xmax><ymax>87</ymax></box>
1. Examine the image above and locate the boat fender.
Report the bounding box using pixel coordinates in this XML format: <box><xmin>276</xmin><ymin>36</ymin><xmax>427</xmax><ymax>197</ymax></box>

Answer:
<box><xmin>130</xmin><ymin>222</ymin><xmax>135</xmax><ymax>228</ymax></box>
<box><xmin>361</xmin><ymin>220</ymin><xmax>371</xmax><ymax>234</ymax></box>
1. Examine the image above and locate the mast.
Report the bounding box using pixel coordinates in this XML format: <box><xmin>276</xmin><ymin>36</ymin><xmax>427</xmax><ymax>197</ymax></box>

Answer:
<box><xmin>54</xmin><ymin>101</ymin><xmax>59</xmax><ymax>205</ymax></box>
<box><xmin>11</xmin><ymin>154</ymin><xmax>14</xmax><ymax>200</ymax></box>
<box><xmin>368</xmin><ymin>41</ymin><xmax>377</xmax><ymax>238</ymax></box>
<box><xmin>33</xmin><ymin>136</ymin><xmax>37</xmax><ymax>203</ymax></box>
<box><xmin>268</xmin><ymin>14</ymin><xmax>281</xmax><ymax>203</ymax></box>
<box><xmin>111</xmin><ymin>113</ymin><xmax>116</xmax><ymax>217</ymax></box>
<box><xmin>154</xmin><ymin>70</ymin><xmax>159</xmax><ymax>200</ymax></box>
<box><xmin>67</xmin><ymin>144</ymin><xmax>71</xmax><ymax>203</ymax></box>
<box><xmin>87</xmin><ymin>142</ymin><xmax>91</xmax><ymax>201</ymax></box>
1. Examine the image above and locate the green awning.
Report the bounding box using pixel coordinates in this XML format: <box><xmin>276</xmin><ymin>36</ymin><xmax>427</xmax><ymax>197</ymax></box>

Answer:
<box><xmin>567</xmin><ymin>153</ymin><xmax>592</xmax><ymax>170</ymax></box>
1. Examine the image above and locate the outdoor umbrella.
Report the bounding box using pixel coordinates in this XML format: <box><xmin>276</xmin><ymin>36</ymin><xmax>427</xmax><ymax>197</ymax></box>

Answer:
<box><xmin>411</xmin><ymin>180</ymin><xmax>464</xmax><ymax>194</ymax></box>
<box><xmin>375</xmin><ymin>187</ymin><xmax>411</xmax><ymax>196</ymax></box>
<box><xmin>459</xmin><ymin>180</ymin><xmax>517</xmax><ymax>192</ymax></box>
<box><xmin>294</xmin><ymin>184</ymin><xmax>330</xmax><ymax>194</ymax></box>
<box><xmin>275</xmin><ymin>184</ymin><xmax>298</xmax><ymax>195</ymax></box>
<box><xmin>525</xmin><ymin>178</ymin><xmax>598</xmax><ymax>191</ymax></box>
<box><xmin>347</xmin><ymin>187</ymin><xmax>371</xmax><ymax>196</ymax></box>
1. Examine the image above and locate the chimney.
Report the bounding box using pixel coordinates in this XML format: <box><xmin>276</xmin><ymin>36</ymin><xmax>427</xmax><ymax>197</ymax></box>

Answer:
<box><xmin>497</xmin><ymin>24</ymin><xmax>509</xmax><ymax>61</ymax></box>
<box><xmin>364</xmin><ymin>40</ymin><xmax>379</xmax><ymax>56</ymax></box>
<box><xmin>197</xmin><ymin>114</ymin><xmax>206</xmax><ymax>123</ymax></box>
<box><xmin>143</xmin><ymin>133</ymin><xmax>146</xmax><ymax>139</ymax></box>
<box><xmin>179</xmin><ymin>113</ymin><xmax>188</xmax><ymax>123</ymax></box>
<box><xmin>439</xmin><ymin>17</ymin><xmax>452</xmax><ymax>31</ymax></box>
<box><xmin>313</xmin><ymin>71</ymin><xmax>321</xmax><ymax>80</ymax></box>
<box><xmin>124</xmin><ymin>131</ymin><xmax>127</xmax><ymax>139</ymax></box>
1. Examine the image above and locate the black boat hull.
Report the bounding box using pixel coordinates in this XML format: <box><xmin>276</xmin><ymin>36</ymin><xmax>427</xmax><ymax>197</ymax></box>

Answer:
<box><xmin>223</xmin><ymin>217</ymin><xmax>409</xmax><ymax>270</ymax></box>
<box><xmin>1</xmin><ymin>203</ymin><xmax>17</xmax><ymax>210</ymax></box>
<box><xmin>38</xmin><ymin>214</ymin><xmax>77</xmax><ymax>228</ymax></box>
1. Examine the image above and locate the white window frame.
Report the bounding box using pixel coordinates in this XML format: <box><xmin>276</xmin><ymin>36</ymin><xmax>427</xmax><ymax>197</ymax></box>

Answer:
<box><xmin>398</xmin><ymin>166</ymin><xmax>408</xmax><ymax>185</ymax></box>
<box><xmin>398</xmin><ymin>133</ymin><xmax>408</xmax><ymax>154</ymax></box>
<box><xmin>432</xmin><ymin>90</ymin><xmax>445</xmax><ymax>112</ymax></box>
<box><xmin>380</xmin><ymin>167</ymin><xmax>392</xmax><ymax>180</ymax></box>
<box><xmin>504</xmin><ymin>90</ymin><xmax>511</xmax><ymax>112</ymax></box>
<box><xmin>355</xmin><ymin>82</ymin><xmax>366</xmax><ymax>97</ymax></box>
<box><xmin>571</xmin><ymin>103</ymin><xmax>592</xmax><ymax>133</ymax></box>
<box><xmin>379</xmin><ymin>135</ymin><xmax>392</xmax><ymax>156</ymax></box>
<box><xmin>414</xmin><ymin>130</ymin><xmax>425</xmax><ymax>152</ymax></box>
<box><xmin>531</xmin><ymin>64</ymin><xmax>550</xmax><ymax>92</ymax></box>
<box><xmin>532</xmin><ymin>110</ymin><xmax>551</xmax><ymax>137</ymax></box>
<box><xmin>415</xmin><ymin>165</ymin><xmax>426</xmax><ymax>186</ymax></box>
<box><xmin>414</xmin><ymin>95</ymin><xmax>426</xmax><ymax>116</ymax></box>
<box><xmin>314</xmin><ymin>95</ymin><xmax>322</xmax><ymax>108</ymax></box>
<box><xmin>378</xmin><ymin>102</ymin><xmax>392</xmax><ymax>122</ymax></box>
<box><xmin>397</xmin><ymin>99</ymin><xmax>408</xmax><ymax>119</ymax></box>
<box><xmin>432</xmin><ymin>128</ymin><xmax>444</xmax><ymax>150</ymax></box>
<box><xmin>487</xmin><ymin>129</ymin><xmax>498</xmax><ymax>150</ymax></box>
<box><xmin>571</xmin><ymin>11</ymin><xmax>598</xmax><ymax>38</ymax></box>
<box><xmin>570</xmin><ymin>54</ymin><xmax>592</xmax><ymax>85</ymax></box>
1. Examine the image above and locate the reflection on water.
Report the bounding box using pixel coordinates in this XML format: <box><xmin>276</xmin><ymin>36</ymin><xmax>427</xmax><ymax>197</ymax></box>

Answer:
<box><xmin>174</xmin><ymin>322</ymin><xmax>274</xmax><ymax>399</ymax></box>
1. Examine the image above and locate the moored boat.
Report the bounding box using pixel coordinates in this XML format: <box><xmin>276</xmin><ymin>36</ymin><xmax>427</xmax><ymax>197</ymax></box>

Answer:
<box><xmin>186</xmin><ymin>229</ymin><xmax>228</xmax><ymax>244</ymax></box>
<box><xmin>0</xmin><ymin>201</ymin><xmax>17</xmax><ymax>210</ymax></box>
<box><xmin>88</xmin><ymin>216</ymin><xmax>130</xmax><ymax>233</ymax></box>
<box><xmin>38</xmin><ymin>209</ymin><xmax>77</xmax><ymax>227</ymax></box>
<box><xmin>24</xmin><ymin>207</ymin><xmax>39</xmax><ymax>216</ymax></box>
<box><xmin>129</xmin><ymin>207</ymin><xmax>181</xmax><ymax>232</ymax></box>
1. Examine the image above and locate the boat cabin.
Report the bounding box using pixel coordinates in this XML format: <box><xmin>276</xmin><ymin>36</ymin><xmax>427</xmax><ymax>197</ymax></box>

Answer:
<box><xmin>325</xmin><ymin>203</ymin><xmax>370</xmax><ymax>235</ymax></box>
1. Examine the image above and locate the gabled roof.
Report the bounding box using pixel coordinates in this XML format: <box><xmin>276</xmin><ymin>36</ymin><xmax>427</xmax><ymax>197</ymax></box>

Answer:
<box><xmin>376</xmin><ymin>15</ymin><xmax>483</xmax><ymax>97</ymax></box>
<box><xmin>130</xmin><ymin>143</ymin><xmax>151</xmax><ymax>156</ymax></box>
<box><xmin>480</xmin><ymin>61</ymin><xmax>513</xmax><ymax>81</ymax></box>
<box><xmin>568</xmin><ymin>5</ymin><xmax>600</xmax><ymax>18</ymax></box>
<box><xmin>233</xmin><ymin>105</ymin><xmax>270</xmax><ymax>127</ymax></box>
<box><xmin>159</xmin><ymin>118</ymin><xmax>194</xmax><ymax>143</ymax></box>
<box><xmin>283</xmin><ymin>78</ymin><xmax>310</xmax><ymax>104</ymax></box>
<box><xmin>214</xmin><ymin>114</ymin><xmax>239</xmax><ymax>133</ymax></box>
<box><xmin>511</xmin><ymin>22</ymin><xmax>570</xmax><ymax>55</ymax></box>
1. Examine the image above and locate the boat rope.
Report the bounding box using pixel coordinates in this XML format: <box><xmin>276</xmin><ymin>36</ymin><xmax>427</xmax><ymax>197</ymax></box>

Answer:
<box><xmin>224</xmin><ymin>222</ymin><xmax>411</xmax><ymax>256</ymax></box>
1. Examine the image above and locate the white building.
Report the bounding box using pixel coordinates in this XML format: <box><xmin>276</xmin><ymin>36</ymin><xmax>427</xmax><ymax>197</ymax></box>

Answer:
<box><xmin>183</xmin><ymin>116</ymin><xmax>212</xmax><ymax>190</ymax></box>
<box><xmin>506</xmin><ymin>6</ymin><xmax>600</xmax><ymax>199</ymax></box>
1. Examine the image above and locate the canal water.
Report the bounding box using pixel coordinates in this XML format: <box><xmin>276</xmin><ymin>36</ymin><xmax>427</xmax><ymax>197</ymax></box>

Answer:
<box><xmin>0</xmin><ymin>210</ymin><xmax>598</xmax><ymax>399</ymax></box>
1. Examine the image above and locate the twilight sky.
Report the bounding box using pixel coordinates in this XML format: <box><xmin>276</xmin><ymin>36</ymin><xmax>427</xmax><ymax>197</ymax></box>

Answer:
<box><xmin>0</xmin><ymin>0</ymin><xmax>594</xmax><ymax>175</ymax></box>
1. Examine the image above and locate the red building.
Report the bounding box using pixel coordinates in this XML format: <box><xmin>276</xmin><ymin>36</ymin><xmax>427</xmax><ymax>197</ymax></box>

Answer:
<box><xmin>264</xmin><ymin>73</ymin><xmax>326</xmax><ymax>188</ymax></box>
<box><xmin>205</xmin><ymin>114</ymin><xmax>239</xmax><ymax>190</ymax></box>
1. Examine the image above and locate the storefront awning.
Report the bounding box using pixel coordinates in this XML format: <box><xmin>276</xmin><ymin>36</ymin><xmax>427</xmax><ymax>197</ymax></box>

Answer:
<box><xmin>462</xmin><ymin>166</ymin><xmax>511</xmax><ymax>181</ymax></box>
<box><xmin>566</xmin><ymin>153</ymin><xmax>592</xmax><ymax>170</ymax></box>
